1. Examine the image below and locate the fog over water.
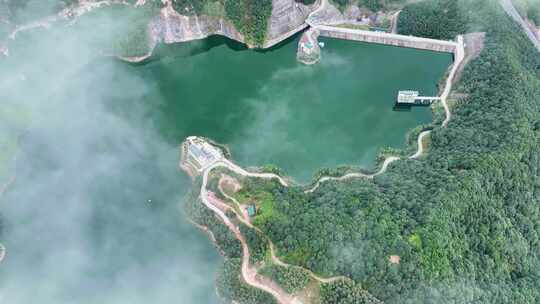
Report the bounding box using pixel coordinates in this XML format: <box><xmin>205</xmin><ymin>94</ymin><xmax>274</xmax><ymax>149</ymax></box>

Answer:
<box><xmin>131</xmin><ymin>36</ymin><xmax>451</xmax><ymax>181</ymax></box>
<box><xmin>0</xmin><ymin>17</ymin><xmax>222</xmax><ymax>304</ymax></box>
<box><xmin>0</xmin><ymin>4</ymin><xmax>451</xmax><ymax>304</ymax></box>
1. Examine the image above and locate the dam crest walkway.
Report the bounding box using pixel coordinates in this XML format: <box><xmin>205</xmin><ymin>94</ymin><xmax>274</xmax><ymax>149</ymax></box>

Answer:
<box><xmin>304</xmin><ymin>0</ymin><xmax>460</xmax><ymax>55</ymax></box>
<box><xmin>314</xmin><ymin>24</ymin><xmax>458</xmax><ymax>53</ymax></box>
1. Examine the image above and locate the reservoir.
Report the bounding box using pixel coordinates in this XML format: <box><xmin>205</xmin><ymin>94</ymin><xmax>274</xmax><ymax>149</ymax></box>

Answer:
<box><xmin>120</xmin><ymin>35</ymin><xmax>452</xmax><ymax>182</ymax></box>
<box><xmin>0</xmin><ymin>27</ymin><xmax>451</xmax><ymax>304</ymax></box>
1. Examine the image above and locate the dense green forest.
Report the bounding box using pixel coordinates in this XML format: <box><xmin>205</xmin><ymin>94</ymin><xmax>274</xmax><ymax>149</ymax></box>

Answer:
<box><xmin>224</xmin><ymin>0</ymin><xmax>273</xmax><ymax>46</ymax></box>
<box><xmin>514</xmin><ymin>0</ymin><xmax>540</xmax><ymax>25</ymax></box>
<box><xmin>397</xmin><ymin>0</ymin><xmax>468</xmax><ymax>39</ymax></box>
<box><xmin>259</xmin><ymin>264</ymin><xmax>312</xmax><ymax>294</ymax></box>
<box><xmin>529</xmin><ymin>6</ymin><xmax>540</xmax><ymax>25</ymax></box>
<box><xmin>226</xmin><ymin>0</ymin><xmax>540</xmax><ymax>303</ymax></box>
<box><xmin>320</xmin><ymin>280</ymin><xmax>382</xmax><ymax>304</ymax></box>
<box><xmin>172</xmin><ymin>0</ymin><xmax>209</xmax><ymax>15</ymax></box>
<box><xmin>217</xmin><ymin>258</ymin><xmax>277</xmax><ymax>304</ymax></box>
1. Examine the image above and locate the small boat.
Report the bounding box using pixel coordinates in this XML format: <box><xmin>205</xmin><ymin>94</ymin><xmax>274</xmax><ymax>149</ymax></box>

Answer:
<box><xmin>318</xmin><ymin>42</ymin><xmax>325</xmax><ymax>48</ymax></box>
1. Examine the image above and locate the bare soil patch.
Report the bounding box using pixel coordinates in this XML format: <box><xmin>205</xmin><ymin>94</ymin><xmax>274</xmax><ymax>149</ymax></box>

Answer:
<box><xmin>453</xmin><ymin>32</ymin><xmax>485</xmax><ymax>85</ymax></box>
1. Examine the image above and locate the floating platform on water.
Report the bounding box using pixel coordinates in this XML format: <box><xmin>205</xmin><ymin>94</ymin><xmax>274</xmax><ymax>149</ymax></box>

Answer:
<box><xmin>396</xmin><ymin>90</ymin><xmax>441</xmax><ymax>107</ymax></box>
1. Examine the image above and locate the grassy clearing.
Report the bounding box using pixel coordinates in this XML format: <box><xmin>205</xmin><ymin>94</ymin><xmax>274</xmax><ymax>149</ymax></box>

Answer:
<box><xmin>235</xmin><ymin>187</ymin><xmax>284</xmax><ymax>227</ymax></box>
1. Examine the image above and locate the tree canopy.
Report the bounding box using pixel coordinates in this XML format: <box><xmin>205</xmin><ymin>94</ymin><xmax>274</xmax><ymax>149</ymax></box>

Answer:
<box><xmin>232</xmin><ymin>0</ymin><xmax>540</xmax><ymax>302</ymax></box>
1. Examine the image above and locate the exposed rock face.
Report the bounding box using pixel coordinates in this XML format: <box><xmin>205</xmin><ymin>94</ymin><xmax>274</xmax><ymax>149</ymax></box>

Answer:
<box><xmin>307</xmin><ymin>0</ymin><xmax>344</xmax><ymax>25</ymax></box>
<box><xmin>124</xmin><ymin>5</ymin><xmax>247</xmax><ymax>62</ymax></box>
<box><xmin>343</xmin><ymin>5</ymin><xmax>362</xmax><ymax>21</ymax></box>
<box><xmin>150</xmin><ymin>6</ymin><xmax>245</xmax><ymax>47</ymax></box>
<box><xmin>264</xmin><ymin>0</ymin><xmax>315</xmax><ymax>47</ymax></box>
<box><xmin>140</xmin><ymin>0</ymin><xmax>319</xmax><ymax>61</ymax></box>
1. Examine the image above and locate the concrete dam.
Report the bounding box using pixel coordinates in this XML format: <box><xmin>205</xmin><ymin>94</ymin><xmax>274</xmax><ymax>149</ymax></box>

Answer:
<box><xmin>315</xmin><ymin>25</ymin><xmax>458</xmax><ymax>54</ymax></box>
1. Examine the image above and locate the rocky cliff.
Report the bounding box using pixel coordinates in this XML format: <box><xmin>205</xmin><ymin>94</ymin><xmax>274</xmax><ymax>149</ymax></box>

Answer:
<box><xmin>2</xmin><ymin>0</ymin><xmax>319</xmax><ymax>61</ymax></box>
<box><xmin>146</xmin><ymin>0</ymin><xmax>317</xmax><ymax>56</ymax></box>
<box><xmin>264</xmin><ymin>0</ymin><xmax>315</xmax><ymax>47</ymax></box>
<box><xmin>149</xmin><ymin>5</ymin><xmax>245</xmax><ymax>49</ymax></box>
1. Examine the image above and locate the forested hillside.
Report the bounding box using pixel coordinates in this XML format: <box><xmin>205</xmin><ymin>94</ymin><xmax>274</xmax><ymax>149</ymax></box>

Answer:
<box><xmin>513</xmin><ymin>0</ymin><xmax>540</xmax><ymax>26</ymax></box>
<box><xmin>232</xmin><ymin>0</ymin><xmax>540</xmax><ymax>302</ymax></box>
<box><xmin>397</xmin><ymin>0</ymin><xmax>468</xmax><ymax>39</ymax></box>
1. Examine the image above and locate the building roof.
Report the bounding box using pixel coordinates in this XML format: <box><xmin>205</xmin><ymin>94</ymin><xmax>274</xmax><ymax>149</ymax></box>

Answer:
<box><xmin>247</xmin><ymin>205</ymin><xmax>256</xmax><ymax>217</ymax></box>
<box><xmin>389</xmin><ymin>255</ymin><xmax>401</xmax><ymax>264</ymax></box>
<box><xmin>397</xmin><ymin>91</ymin><xmax>419</xmax><ymax>103</ymax></box>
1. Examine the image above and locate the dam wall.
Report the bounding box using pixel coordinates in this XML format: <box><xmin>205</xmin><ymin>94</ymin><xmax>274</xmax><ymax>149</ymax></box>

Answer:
<box><xmin>316</xmin><ymin>25</ymin><xmax>458</xmax><ymax>53</ymax></box>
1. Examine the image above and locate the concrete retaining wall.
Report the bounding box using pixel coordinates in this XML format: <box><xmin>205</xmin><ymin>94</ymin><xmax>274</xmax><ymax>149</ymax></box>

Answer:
<box><xmin>316</xmin><ymin>25</ymin><xmax>457</xmax><ymax>53</ymax></box>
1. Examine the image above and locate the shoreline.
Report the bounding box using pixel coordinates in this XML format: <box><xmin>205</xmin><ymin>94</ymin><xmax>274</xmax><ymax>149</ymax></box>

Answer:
<box><xmin>118</xmin><ymin>0</ymin><xmax>318</xmax><ymax>63</ymax></box>
<box><xmin>181</xmin><ymin>33</ymin><xmax>465</xmax><ymax>191</ymax></box>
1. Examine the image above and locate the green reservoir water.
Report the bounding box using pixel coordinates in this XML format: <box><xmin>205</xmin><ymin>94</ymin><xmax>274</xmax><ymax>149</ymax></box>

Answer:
<box><xmin>118</xmin><ymin>35</ymin><xmax>452</xmax><ymax>181</ymax></box>
<box><xmin>0</xmin><ymin>24</ymin><xmax>450</xmax><ymax>304</ymax></box>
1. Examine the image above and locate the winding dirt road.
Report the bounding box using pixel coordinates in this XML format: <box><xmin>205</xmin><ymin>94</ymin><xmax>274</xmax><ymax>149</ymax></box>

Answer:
<box><xmin>410</xmin><ymin>130</ymin><xmax>430</xmax><ymax>159</ymax></box>
<box><xmin>217</xmin><ymin>180</ymin><xmax>346</xmax><ymax>284</ymax></box>
<box><xmin>193</xmin><ymin>159</ymin><xmax>347</xmax><ymax>304</ymax></box>
<box><xmin>220</xmin><ymin>159</ymin><xmax>289</xmax><ymax>187</ymax></box>
<box><xmin>304</xmin><ymin>156</ymin><xmax>400</xmax><ymax>193</ymax></box>
<box><xmin>200</xmin><ymin>164</ymin><xmax>297</xmax><ymax>304</ymax></box>
<box><xmin>390</xmin><ymin>10</ymin><xmax>401</xmax><ymax>34</ymax></box>
<box><xmin>306</xmin><ymin>0</ymin><xmax>329</xmax><ymax>26</ymax></box>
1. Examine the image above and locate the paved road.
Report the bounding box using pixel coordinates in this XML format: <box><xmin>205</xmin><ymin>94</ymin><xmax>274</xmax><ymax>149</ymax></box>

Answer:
<box><xmin>500</xmin><ymin>0</ymin><xmax>540</xmax><ymax>51</ymax></box>
<box><xmin>441</xmin><ymin>35</ymin><xmax>464</xmax><ymax>127</ymax></box>
<box><xmin>304</xmin><ymin>156</ymin><xmax>400</xmax><ymax>193</ymax></box>
<box><xmin>410</xmin><ymin>131</ymin><xmax>430</xmax><ymax>159</ymax></box>
<box><xmin>306</xmin><ymin>0</ymin><xmax>329</xmax><ymax>26</ymax></box>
